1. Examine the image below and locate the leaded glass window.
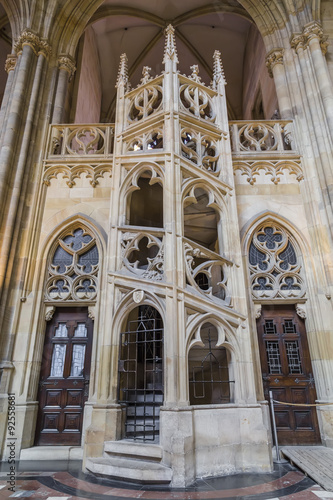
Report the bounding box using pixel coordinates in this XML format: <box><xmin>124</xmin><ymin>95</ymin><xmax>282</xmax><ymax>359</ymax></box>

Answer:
<box><xmin>248</xmin><ymin>224</ymin><xmax>305</xmax><ymax>300</ymax></box>
<box><xmin>45</xmin><ymin>227</ymin><xmax>99</xmax><ymax>302</ymax></box>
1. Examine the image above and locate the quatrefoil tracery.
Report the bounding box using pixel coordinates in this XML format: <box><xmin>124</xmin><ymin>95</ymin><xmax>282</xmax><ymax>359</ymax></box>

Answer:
<box><xmin>45</xmin><ymin>227</ymin><xmax>99</xmax><ymax>302</ymax></box>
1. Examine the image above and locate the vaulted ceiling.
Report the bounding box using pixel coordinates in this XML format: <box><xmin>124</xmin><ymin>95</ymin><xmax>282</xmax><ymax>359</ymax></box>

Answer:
<box><xmin>88</xmin><ymin>0</ymin><xmax>256</xmax><ymax>121</ymax></box>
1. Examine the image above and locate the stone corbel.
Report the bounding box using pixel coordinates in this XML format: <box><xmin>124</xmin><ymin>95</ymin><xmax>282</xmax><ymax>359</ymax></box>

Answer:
<box><xmin>295</xmin><ymin>303</ymin><xmax>306</xmax><ymax>319</ymax></box>
<box><xmin>5</xmin><ymin>54</ymin><xmax>17</xmax><ymax>73</ymax></box>
<box><xmin>58</xmin><ymin>55</ymin><xmax>76</xmax><ymax>81</ymax></box>
<box><xmin>303</xmin><ymin>21</ymin><xmax>329</xmax><ymax>55</ymax></box>
<box><xmin>254</xmin><ymin>304</ymin><xmax>262</xmax><ymax>319</ymax></box>
<box><xmin>265</xmin><ymin>48</ymin><xmax>284</xmax><ymax>78</ymax></box>
<box><xmin>88</xmin><ymin>306</ymin><xmax>95</xmax><ymax>320</ymax></box>
<box><xmin>14</xmin><ymin>28</ymin><xmax>40</xmax><ymax>56</ymax></box>
<box><xmin>45</xmin><ymin>306</ymin><xmax>56</xmax><ymax>321</ymax></box>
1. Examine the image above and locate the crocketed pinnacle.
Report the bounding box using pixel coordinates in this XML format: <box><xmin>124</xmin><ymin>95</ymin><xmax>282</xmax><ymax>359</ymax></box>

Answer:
<box><xmin>163</xmin><ymin>24</ymin><xmax>179</xmax><ymax>64</ymax></box>
<box><xmin>116</xmin><ymin>53</ymin><xmax>129</xmax><ymax>88</ymax></box>
<box><xmin>212</xmin><ymin>50</ymin><xmax>226</xmax><ymax>88</ymax></box>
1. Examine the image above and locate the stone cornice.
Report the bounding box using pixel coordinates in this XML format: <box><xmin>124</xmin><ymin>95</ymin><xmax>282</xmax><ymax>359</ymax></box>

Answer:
<box><xmin>265</xmin><ymin>48</ymin><xmax>284</xmax><ymax>78</ymax></box>
<box><xmin>58</xmin><ymin>55</ymin><xmax>76</xmax><ymax>80</ymax></box>
<box><xmin>14</xmin><ymin>28</ymin><xmax>52</xmax><ymax>59</ymax></box>
<box><xmin>5</xmin><ymin>54</ymin><xmax>17</xmax><ymax>73</ymax></box>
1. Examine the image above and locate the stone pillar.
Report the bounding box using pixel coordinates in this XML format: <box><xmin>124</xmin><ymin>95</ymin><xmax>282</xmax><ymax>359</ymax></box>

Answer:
<box><xmin>0</xmin><ymin>55</ymin><xmax>18</xmax><ymax>148</ymax></box>
<box><xmin>265</xmin><ymin>48</ymin><xmax>293</xmax><ymax>119</ymax></box>
<box><xmin>303</xmin><ymin>21</ymin><xmax>333</xmax><ymax>139</ymax></box>
<box><xmin>52</xmin><ymin>55</ymin><xmax>76</xmax><ymax>124</ymax></box>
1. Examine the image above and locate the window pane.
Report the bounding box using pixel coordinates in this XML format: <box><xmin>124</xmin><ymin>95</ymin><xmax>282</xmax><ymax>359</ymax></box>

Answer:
<box><xmin>50</xmin><ymin>344</ymin><xmax>66</xmax><ymax>377</ymax></box>
<box><xmin>54</xmin><ymin>323</ymin><xmax>68</xmax><ymax>337</ymax></box>
<box><xmin>70</xmin><ymin>344</ymin><xmax>86</xmax><ymax>377</ymax></box>
<box><xmin>74</xmin><ymin>323</ymin><xmax>87</xmax><ymax>337</ymax></box>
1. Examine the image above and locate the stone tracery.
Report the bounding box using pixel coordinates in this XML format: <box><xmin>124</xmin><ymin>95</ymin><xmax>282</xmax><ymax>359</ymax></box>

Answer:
<box><xmin>249</xmin><ymin>224</ymin><xmax>305</xmax><ymax>300</ymax></box>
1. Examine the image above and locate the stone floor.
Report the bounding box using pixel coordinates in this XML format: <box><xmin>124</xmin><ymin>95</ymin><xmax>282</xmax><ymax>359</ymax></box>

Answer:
<box><xmin>0</xmin><ymin>460</ymin><xmax>332</xmax><ymax>499</ymax></box>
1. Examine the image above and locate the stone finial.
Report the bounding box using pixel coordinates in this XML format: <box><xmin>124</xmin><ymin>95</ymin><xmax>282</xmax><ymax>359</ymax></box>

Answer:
<box><xmin>189</xmin><ymin>65</ymin><xmax>201</xmax><ymax>83</ymax></box>
<box><xmin>141</xmin><ymin>66</ymin><xmax>152</xmax><ymax>84</ymax></box>
<box><xmin>212</xmin><ymin>50</ymin><xmax>226</xmax><ymax>89</ymax></box>
<box><xmin>116</xmin><ymin>53</ymin><xmax>129</xmax><ymax>88</ymax></box>
<box><xmin>163</xmin><ymin>24</ymin><xmax>179</xmax><ymax>64</ymax></box>
<box><xmin>5</xmin><ymin>54</ymin><xmax>17</xmax><ymax>73</ymax></box>
<box><xmin>58</xmin><ymin>55</ymin><xmax>76</xmax><ymax>81</ymax></box>
<box><xmin>265</xmin><ymin>48</ymin><xmax>284</xmax><ymax>78</ymax></box>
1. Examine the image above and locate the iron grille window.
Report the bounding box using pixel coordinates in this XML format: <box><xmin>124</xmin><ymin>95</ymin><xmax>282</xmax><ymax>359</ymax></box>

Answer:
<box><xmin>189</xmin><ymin>329</ymin><xmax>234</xmax><ymax>405</ymax></box>
<box><xmin>266</xmin><ymin>341</ymin><xmax>282</xmax><ymax>374</ymax></box>
<box><xmin>285</xmin><ymin>340</ymin><xmax>302</xmax><ymax>374</ymax></box>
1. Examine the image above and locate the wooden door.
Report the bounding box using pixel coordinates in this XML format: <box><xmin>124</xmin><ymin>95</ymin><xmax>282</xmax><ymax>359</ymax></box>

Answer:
<box><xmin>35</xmin><ymin>308</ymin><xmax>93</xmax><ymax>445</ymax></box>
<box><xmin>257</xmin><ymin>305</ymin><xmax>320</xmax><ymax>445</ymax></box>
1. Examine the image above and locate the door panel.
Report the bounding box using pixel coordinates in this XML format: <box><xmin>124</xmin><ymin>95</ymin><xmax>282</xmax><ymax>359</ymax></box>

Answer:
<box><xmin>257</xmin><ymin>305</ymin><xmax>320</xmax><ymax>445</ymax></box>
<box><xmin>35</xmin><ymin>307</ymin><xmax>93</xmax><ymax>445</ymax></box>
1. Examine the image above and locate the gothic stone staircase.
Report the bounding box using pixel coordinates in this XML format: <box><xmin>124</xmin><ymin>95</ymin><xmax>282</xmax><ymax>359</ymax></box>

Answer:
<box><xmin>85</xmin><ymin>440</ymin><xmax>172</xmax><ymax>484</ymax></box>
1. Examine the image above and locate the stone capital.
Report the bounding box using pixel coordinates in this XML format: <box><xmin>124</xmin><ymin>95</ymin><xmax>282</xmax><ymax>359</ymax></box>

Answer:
<box><xmin>39</xmin><ymin>39</ymin><xmax>52</xmax><ymax>59</ymax></box>
<box><xmin>14</xmin><ymin>28</ymin><xmax>40</xmax><ymax>56</ymax></box>
<box><xmin>290</xmin><ymin>33</ymin><xmax>306</xmax><ymax>53</ymax></box>
<box><xmin>303</xmin><ymin>21</ymin><xmax>329</xmax><ymax>55</ymax></box>
<box><xmin>58</xmin><ymin>55</ymin><xmax>76</xmax><ymax>80</ymax></box>
<box><xmin>265</xmin><ymin>48</ymin><xmax>284</xmax><ymax>78</ymax></box>
<box><xmin>5</xmin><ymin>54</ymin><xmax>17</xmax><ymax>73</ymax></box>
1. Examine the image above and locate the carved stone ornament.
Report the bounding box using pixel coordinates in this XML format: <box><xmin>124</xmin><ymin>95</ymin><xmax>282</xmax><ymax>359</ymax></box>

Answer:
<box><xmin>163</xmin><ymin>24</ymin><xmax>179</xmax><ymax>64</ymax></box>
<box><xmin>14</xmin><ymin>29</ymin><xmax>40</xmax><ymax>55</ymax></box>
<box><xmin>5</xmin><ymin>55</ymin><xmax>17</xmax><ymax>73</ymax></box>
<box><xmin>58</xmin><ymin>55</ymin><xmax>76</xmax><ymax>81</ymax></box>
<box><xmin>265</xmin><ymin>49</ymin><xmax>284</xmax><ymax>78</ymax></box>
<box><xmin>303</xmin><ymin>21</ymin><xmax>329</xmax><ymax>55</ymax></box>
<box><xmin>39</xmin><ymin>39</ymin><xmax>52</xmax><ymax>58</ymax></box>
<box><xmin>295</xmin><ymin>303</ymin><xmax>306</xmax><ymax>319</ymax></box>
<box><xmin>116</xmin><ymin>53</ymin><xmax>129</xmax><ymax>89</ymax></box>
<box><xmin>88</xmin><ymin>306</ymin><xmax>95</xmax><ymax>320</ymax></box>
<box><xmin>290</xmin><ymin>33</ymin><xmax>306</xmax><ymax>53</ymax></box>
<box><xmin>212</xmin><ymin>50</ymin><xmax>226</xmax><ymax>89</ymax></box>
<box><xmin>254</xmin><ymin>304</ymin><xmax>262</xmax><ymax>319</ymax></box>
<box><xmin>133</xmin><ymin>290</ymin><xmax>146</xmax><ymax>304</ymax></box>
<box><xmin>45</xmin><ymin>306</ymin><xmax>56</xmax><ymax>321</ymax></box>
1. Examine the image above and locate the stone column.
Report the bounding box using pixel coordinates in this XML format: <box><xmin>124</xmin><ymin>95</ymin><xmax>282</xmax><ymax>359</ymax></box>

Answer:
<box><xmin>265</xmin><ymin>48</ymin><xmax>293</xmax><ymax>119</ymax></box>
<box><xmin>0</xmin><ymin>55</ymin><xmax>18</xmax><ymax>148</ymax></box>
<box><xmin>303</xmin><ymin>21</ymin><xmax>333</xmax><ymax>139</ymax></box>
<box><xmin>0</xmin><ymin>30</ymin><xmax>40</xmax><ymax>292</ymax></box>
<box><xmin>52</xmin><ymin>55</ymin><xmax>76</xmax><ymax>123</ymax></box>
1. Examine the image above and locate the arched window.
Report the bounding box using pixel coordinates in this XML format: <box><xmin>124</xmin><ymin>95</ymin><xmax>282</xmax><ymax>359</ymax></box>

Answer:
<box><xmin>45</xmin><ymin>226</ymin><xmax>99</xmax><ymax>302</ymax></box>
<box><xmin>129</xmin><ymin>172</ymin><xmax>163</xmax><ymax>228</ymax></box>
<box><xmin>248</xmin><ymin>223</ymin><xmax>305</xmax><ymax>299</ymax></box>
<box><xmin>184</xmin><ymin>187</ymin><xmax>219</xmax><ymax>251</ymax></box>
<box><xmin>188</xmin><ymin>323</ymin><xmax>234</xmax><ymax>405</ymax></box>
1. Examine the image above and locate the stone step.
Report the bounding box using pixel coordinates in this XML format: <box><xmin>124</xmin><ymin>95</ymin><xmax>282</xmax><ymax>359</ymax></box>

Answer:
<box><xmin>85</xmin><ymin>456</ymin><xmax>172</xmax><ymax>484</ymax></box>
<box><xmin>104</xmin><ymin>440</ymin><xmax>163</xmax><ymax>461</ymax></box>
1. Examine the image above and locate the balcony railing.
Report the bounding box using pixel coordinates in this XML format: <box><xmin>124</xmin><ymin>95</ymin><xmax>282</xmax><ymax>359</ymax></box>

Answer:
<box><xmin>46</xmin><ymin>124</ymin><xmax>115</xmax><ymax>159</ymax></box>
<box><xmin>229</xmin><ymin>120</ymin><xmax>297</xmax><ymax>154</ymax></box>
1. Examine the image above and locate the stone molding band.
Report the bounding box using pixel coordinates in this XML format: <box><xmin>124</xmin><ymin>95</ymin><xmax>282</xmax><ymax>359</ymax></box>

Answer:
<box><xmin>290</xmin><ymin>21</ymin><xmax>328</xmax><ymax>54</ymax></box>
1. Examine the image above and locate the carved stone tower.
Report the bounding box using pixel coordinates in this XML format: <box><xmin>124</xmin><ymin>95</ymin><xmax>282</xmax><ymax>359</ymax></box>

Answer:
<box><xmin>83</xmin><ymin>25</ymin><xmax>272</xmax><ymax>486</ymax></box>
